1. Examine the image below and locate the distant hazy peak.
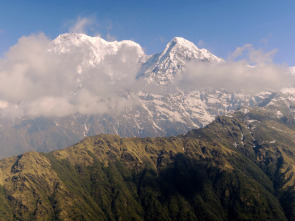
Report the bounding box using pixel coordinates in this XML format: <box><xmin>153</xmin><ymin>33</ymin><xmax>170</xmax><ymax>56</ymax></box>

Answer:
<box><xmin>279</xmin><ymin>88</ymin><xmax>295</xmax><ymax>95</ymax></box>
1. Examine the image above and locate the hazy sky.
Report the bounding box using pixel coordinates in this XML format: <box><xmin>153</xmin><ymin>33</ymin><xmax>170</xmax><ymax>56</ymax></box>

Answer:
<box><xmin>0</xmin><ymin>1</ymin><xmax>295</xmax><ymax>65</ymax></box>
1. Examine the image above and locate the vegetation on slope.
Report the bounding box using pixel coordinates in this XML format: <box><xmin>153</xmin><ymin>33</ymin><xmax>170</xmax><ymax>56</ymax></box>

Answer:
<box><xmin>1</xmin><ymin>106</ymin><xmax>295</xmax><ymax>220</ymax></box>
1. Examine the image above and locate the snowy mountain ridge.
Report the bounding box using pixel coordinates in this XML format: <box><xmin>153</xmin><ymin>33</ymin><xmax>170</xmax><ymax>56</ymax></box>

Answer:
<box><xmin>50</xmin><ymin>33</ymin><xmax>146</xmax><ymax>75</ymax></box>
<box><xmin>50</xmin><ymin>33</ymin><xmax>145</xmax><ymax>58</ymax></box>
<box><xmin>50</xmin><ymin>33</ymin><xmax>222</xmax><ymax>84</ymax></box>
<box><xmin>0</xmin><ymin>33</ymin><xmax>293</xmax><ymax>158</ymax></box>
<box><xmin>140</xmin><ymin>37</ymin><xmax>223</xmax><ymax>84</ymax></box>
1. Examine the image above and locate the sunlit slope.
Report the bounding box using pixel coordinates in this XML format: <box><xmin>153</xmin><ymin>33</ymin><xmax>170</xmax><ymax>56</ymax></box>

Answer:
<box><xmin>2</xmin><ymin>106</ymin><xmax>295</xmax><ymax>220</ymax></box>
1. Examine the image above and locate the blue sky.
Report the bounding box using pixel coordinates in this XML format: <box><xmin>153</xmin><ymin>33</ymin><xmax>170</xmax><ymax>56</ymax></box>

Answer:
<box><xmin>0</xmin><ymin>0</ymin><xmax>295</xmax><ymax>65</ymax></box>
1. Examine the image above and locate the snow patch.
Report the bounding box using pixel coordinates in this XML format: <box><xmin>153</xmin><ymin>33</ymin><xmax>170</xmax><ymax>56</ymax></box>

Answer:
<box><xmin>276</xmin><ymin>111</ymin><xmax>283</xmax><ymax>118</ymax></box>
<box><xmin>83</xmin><ymin>123</ymin><xmax>89</xmax><ymax>137</ymax></box>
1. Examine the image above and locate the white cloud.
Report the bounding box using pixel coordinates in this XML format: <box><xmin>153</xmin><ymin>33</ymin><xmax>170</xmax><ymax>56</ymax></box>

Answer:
<box><xmin>197</xmin><ymin>40</ymin><xmax>206</xmax><ymax>48</ymax></box>
<box><xmin>229</xmin><ymin>44</ymin><xmax>252</xmax><ymax>61</ymax></box>
<box><xmin>176</xmin><ymin>61</ymin><xmax>291</xmax><ymax>92</ymax></box>
<box><xmin>69</xmin><ymin>16</ymin><xmax>94</xmax><ymax>34</ymax></box>
<box><xmin>229</xmin><ymin>44</ymin><xmax>277</xmax><ymax>64</ymax></box>
<box><xmin>0</xmin><ymin>35</ymin><xmax>292</xmax><ymax>119</ymax></box>
<box><xmin>0</xmin><ymin>33</ymin><xmax>143</xmax><ymax>118</ymax></box>
<box><xmin>176</xmin><ymin>45</ymin><xmax>292</xmax><ymax>92</ymax></box>
<box><xmin>159</xmin><ymin>36</ymin><xmax>165</xmax><ymax>43</ymax></box>
<box><xmin>260</xmin><ymin>33</ymin><xmax>272</xmax><ymax>46</ymax></box>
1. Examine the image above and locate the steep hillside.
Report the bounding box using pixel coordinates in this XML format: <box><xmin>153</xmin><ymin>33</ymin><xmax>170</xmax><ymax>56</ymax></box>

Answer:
<box><xmin>1</xmin><ymin>106</ymin><xmax>295</xmax><ymax>220</ymax></box>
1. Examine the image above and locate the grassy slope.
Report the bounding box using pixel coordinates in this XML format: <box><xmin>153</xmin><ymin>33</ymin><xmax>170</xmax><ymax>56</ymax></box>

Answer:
<box><xmin>0</xmin><ymin>107</ymin><xmax>295</xmax><ymax>220</ymax></box>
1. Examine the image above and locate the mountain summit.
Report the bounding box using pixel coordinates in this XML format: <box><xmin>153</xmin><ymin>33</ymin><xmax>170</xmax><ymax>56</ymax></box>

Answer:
<box><xmin>51</xmin><ymin>33</ymin><xmax>144</xmax><ymax>57</ymax></box>
<box><xmin>50</xmin><ymin>33</ymin><xmax>145</xmax><ymax>73</ymax></box>
<box><xmin>51</xmin><ymin>34</ymin><xmax>222</xmax><ymax>84</ymax></box>
<box><xmin>140</xmin><ymin>37</ymin><xmax>223</xmax><ymax>84</ymax></box>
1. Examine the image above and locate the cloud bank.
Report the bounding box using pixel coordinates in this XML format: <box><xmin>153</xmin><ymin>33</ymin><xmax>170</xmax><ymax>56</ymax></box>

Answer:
<box><xmin>0</xmin><ymin>33</ymin><xmax>142</xmax><ymax>118</ymax></box>
<box><xmin>176</xmin><ymin>44</ymin><xmax>293</xmax><ymax>92</ymax></box>
<box><xmin>0</xmin><ymin>33</ymin><xmax>292</xmax><ymax>119</ymax></box>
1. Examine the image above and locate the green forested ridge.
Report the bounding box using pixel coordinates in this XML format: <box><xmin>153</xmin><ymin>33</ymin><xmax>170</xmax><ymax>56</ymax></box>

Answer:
<box><xmin>1</xmin><ymin>106</ymin><xmax>295</xmax><ymax>220</ymax></box>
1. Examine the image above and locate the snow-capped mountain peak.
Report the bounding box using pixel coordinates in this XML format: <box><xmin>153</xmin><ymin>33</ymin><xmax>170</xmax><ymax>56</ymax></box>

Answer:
<box><xmin>140</xmin><ymin>37</ymin><xmax>223</xmax><ymax>85</ymax></box>
<box><xmin>49</xmin><ymin>33</ymin><xmax>224</xmax><ymax>85</ymax></box>
<box><xmin>163</xmin><ymin>37</ymin><xmax>200</xmax><ymax>54</ymax></box>
<box><xmin>51</xmin><ymin>33</ymin><xmax>144</xmax><ymax>52</ymax></box>
<box><xmin>163</xmin><ymin>37</ymin><xmax>222</xmax><ymax>62</ymax></box>
<box><xmin>50</xmin><ymin>33</ymin><xmax>145</xmax><ymax>63</ymax></box>
<box><xmin>279</xmin><ymin>88</ymin><xmax>295</xmax><ymax>95</ymax></box>
<box><xmin>49</xmin><ymin>33</ymin><xmax>145</xmax><ymax>76</ymax></box>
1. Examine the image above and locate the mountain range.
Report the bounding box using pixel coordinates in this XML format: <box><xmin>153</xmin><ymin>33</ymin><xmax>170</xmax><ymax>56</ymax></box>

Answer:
<box><xmin>0</xmin><ymin>34</ymin><xmax>295</xmax><ymax>220</ymax></box>
<box><xmin>0</xmin><ymin>33</ymin><xmax>292</xmax><ymax>158</ymax></box>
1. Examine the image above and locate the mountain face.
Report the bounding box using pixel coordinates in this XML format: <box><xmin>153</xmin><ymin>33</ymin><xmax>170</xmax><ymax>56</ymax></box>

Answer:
<box><xmin>1</xmin><ymin>105</ymin><xmax>295</xmax><ymax>220</ymax></box>
<box><xmin>0</xmin><ymin>89</ymin><xmax>272</xmax><ymax>158</ymax></box>
<box><xmin>49</xmin><ymin>34</ymin><xmax>221</xmax><ymax>84</ymax></box>
<box><xmin>0</xmin><ymin>33</ymin><xmax>289</xmax><ymax>158</ymax></box>
<box><xmin>139</xmin><ymin>37</ymin><xmax>223</xmax><ymax>85</ymax></box>
<box><xmin>50</xmin><ymin>33</ymin><xmax>145</xmax><ymax>67</ymax></box>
